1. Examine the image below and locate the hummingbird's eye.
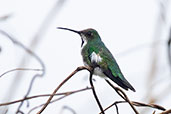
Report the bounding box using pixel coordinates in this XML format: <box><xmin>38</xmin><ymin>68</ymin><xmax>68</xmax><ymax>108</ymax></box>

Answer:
<box><xmin>87</xmin><ymin>31</ymin><xmax>93</xmax><ymax>37</ymax></box>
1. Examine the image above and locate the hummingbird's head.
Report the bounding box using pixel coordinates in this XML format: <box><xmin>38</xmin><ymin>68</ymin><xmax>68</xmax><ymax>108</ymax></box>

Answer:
<box><xmin>57</xmin><ymin>27</ymin><xmax>101</xmax><ymax>47</ymax></box>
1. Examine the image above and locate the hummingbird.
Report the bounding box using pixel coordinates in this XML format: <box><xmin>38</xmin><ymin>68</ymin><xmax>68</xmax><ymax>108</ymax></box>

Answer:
<box><xmin>58</xmin><ymin>27</ymin><xmax>135</xmax><ymax>92</ymax></box>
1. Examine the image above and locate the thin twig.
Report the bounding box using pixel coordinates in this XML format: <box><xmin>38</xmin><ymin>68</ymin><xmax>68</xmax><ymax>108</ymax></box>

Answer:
<box><xmin>16</xmin><ymin>74</ymin><xmax>44</xmax><ymax>113</ymax></box>
<box><xmin>0</xmin><ymin>87</ymin><xmax>91</xmax><ymax>107</ymax></box>
<box><xmin>160</xmin><ymin>109</ymin><xmax>171</xmax><ymax>114</ymax></box>
<box><xmin>132</xmin><ymin>101</ymin><xmax>166</xmax><ymax>110</ymax></box>
<box><xmin>101</xmin><ymin>100</ymin><xmax>166</xmax><ymax>114</ymax></box>
<box><xmin>99</xmin><ymin>101</ymin><xmax>125</xmax><ymax>114</ymax></box>
<box><xmin>89</xmin><ymin>69</ymin><xmax>105</xmax><ymax>114</ymax></box>
<box><xmin>36</xmin><ymin>66</ymin><xmax>90</xmax><ymax>114</ymax></box>
<box><xmin>114</xmin><ymin>103</ymin><xmax>119</xmax><ymax>114</ymax></box>
<box><xmin>28</xmin><ymin>86</ymin><xmax>91</xmax><ymax>114</ymax></box>
<box><xmin>0</xmin><ymin>68</ymin><xmax>42</xmax><ymax>78</ymax></box>
<box><xmin>153</xmin><ymin>111</ymin><xmax>156</xmax><ymax>114</ymax></box>
<box><xmin>29</xmin><ymin>94</ymin><xmax>69</xmax><ymax>114</ymax></box>
<box><xmin>105</xmin><ymin>80</ymin><xmax>139</xmax><ymax>114</ymax></box>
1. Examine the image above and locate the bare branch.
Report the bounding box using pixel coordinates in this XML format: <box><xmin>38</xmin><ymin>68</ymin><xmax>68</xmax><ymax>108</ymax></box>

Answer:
<box><xmin>132</xmin><ymin>101</ymin><xmax>165</xmax><ymax>111</ymax></box>
<box><xmin>16</xmin><ymin>74</ymin><xmax>44</xmax><ymax>113</ymax></box>
<box><xmin>0</xmin><ymin>68</ymin><xmax>42</xmax><ymax>78</ymax></box>
<box><xmin>28</xmin><ymin>86</ymin><xmax>91</xmax><ymax>114</ymax></box>
<box><xmin>101</xmin><ymin>100</ymin><xmax>166</xmax><ymax>114</ymax></box>
<box><xmin>160</xmin><ymin>109</ymin><xmax>171</xmax><ymax>114</ymax></box>
<box><xmin>29</xmin><ymin>94</ymin><xmax>69</xmax><ymax>114</ymax></box>
<box><xmin>115</xmin><ymin>103</ymin><xmax>119</xmax><ymax>114</ymax></box>
<box><xmin>153</xmin><ymin>111</ymin><xmax>156</xmax><ymax>114</ymax></box>
<box><xmin>105</xmin><ymin>80</ymin><xmax>139</xmax><ymax>114</ymax></box>
<box><xmin>89</xmin><ymin>69</ymin><xmax>105</xmax><ymax>114</ymax></box>
<box><xmin>99</xmin><ymin>101</ymin><xmax>125</xmax><ymax>114</ymax></box>
<box><xmin>36</xmin><ymin>66</ymin><xmax>90</xmax><ymax>114</ymax></box>
<box><xmin>0</xmin><ymin>87</ymin><xmax>91</xmax><ymax>107</ymax></box>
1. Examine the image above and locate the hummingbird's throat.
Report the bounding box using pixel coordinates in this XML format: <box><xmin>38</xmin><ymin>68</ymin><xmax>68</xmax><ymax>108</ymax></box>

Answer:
<box><xmin>81</xmin><ymin>38</ymin><xmax>84</xmax><ymax>47</ymax></box>
<box><xmin>80</xmin><ymin>34</ymin><xmax>87</xmax><ymax>47</ymax></box>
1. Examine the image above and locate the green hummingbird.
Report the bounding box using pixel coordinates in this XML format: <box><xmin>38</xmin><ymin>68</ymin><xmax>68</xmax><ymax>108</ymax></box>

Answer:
<box><xmin>58</xmin><ymin>27</ymin><xmax>135</xmax><ymax>92</ymax></box>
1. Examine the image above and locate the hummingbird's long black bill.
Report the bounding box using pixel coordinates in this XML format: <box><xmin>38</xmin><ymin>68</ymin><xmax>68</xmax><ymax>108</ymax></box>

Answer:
<box><xmin>57</xmin><ymin>27</ymin><xmax>84</xmax><ymax>47</ymax></box>
<box><xmin>57</xmin><ymin>27</ymin><xmax>81</xmax><ymax>34</ymax></box>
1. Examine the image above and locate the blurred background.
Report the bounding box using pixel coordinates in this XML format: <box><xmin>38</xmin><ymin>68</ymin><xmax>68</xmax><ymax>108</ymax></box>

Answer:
<box><xmin>0</xmin><ymin>0</ymin><xmax>171</xmax><ymax>114</ymax></box>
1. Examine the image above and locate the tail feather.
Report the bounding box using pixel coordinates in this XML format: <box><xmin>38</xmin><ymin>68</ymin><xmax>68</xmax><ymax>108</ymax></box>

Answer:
<box><xmin>103</xmin><ymin>70</ymin><xmax>135</xmax><ymax>92</ymax></box>
<box><xmin>115</xmin><ymin>77</ymin><xmax>136</xmax><ymax>92</ymax></box>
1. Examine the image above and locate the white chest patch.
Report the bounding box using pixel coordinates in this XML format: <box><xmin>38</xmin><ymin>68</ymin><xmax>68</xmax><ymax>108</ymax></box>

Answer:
<box><xmin>90</xmin><ymin>52</ymin><xmax>102</xmax><ymax>63</ymax></box>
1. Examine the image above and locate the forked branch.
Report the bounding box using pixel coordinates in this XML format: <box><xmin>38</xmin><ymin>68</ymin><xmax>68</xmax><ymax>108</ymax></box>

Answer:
<box><xmin>36</xmin><ymin>66</ymin><xmax>91</xmax><ymax>114</ymax></box>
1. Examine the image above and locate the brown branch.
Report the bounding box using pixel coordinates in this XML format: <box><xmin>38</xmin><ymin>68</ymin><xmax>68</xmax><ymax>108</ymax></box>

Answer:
<box><xmin>132</xmin><ymin>101</ymin><xmax>166</xmax><ymax>110</ymax></box>
<box><xmin>99</xmin><ymin>101</ymin><xmax>125</xmax><ymax>114</ymax></box>
<box><xmin>36</xmin><ymin>66</ymin><xmax>90</xmax><ymax>114</ymax></box>
<box><xmin>0</xmin><ymin>87</ymin><xmax>91</xmax><ymax>107</ymax></box>
<box><xmin>0</xmin><ymin>68</ymin><xmax>42</xmax><ymax>78</ymax></box>
<box><xmin>29</xmin><ymin>94</ymin><xmax>69</xmax><ymax>114</ymax></box>
<box><xmin>89</xmin><ymin>69</ymin><xmax>105</xmax><ymax>114</ymax></box>
<box><xmin>115</xmin><ymin>103</ymin><xmax>119</xmax><ymax>114</ymax></box>
<box><xmin>0</xmin><ymin>66</ymin><xmax>166</xmax><ymax>114</ymax></box>
<box><xmin>16</xmin><ymin>73</ymin><xmax>44</xmax><ymax>113</ymax></box>
<box><xmin>101</xmin><ymin>100</ymin><xmax>166</xmax><ymax>114</ymax></box>
<box><xmin>160</xmin><ymin>109</ymin><xmax>171</xmax><ymax>114</ymax></box>
<box><xmin>28</xmin><ymin>86</ymin><xmax>91</xmax><ymax>114</ymax></box>
<box><xmin>105</xmin><ymin>80</ymin><xmax>139</xmax><ymax>114</ymax></box>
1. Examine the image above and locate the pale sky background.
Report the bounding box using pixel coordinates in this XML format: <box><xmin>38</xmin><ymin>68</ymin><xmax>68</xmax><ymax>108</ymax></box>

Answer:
<box><xmin>0</xmin><ymin>0</ymin><xmax>171</xmax><ymax>114</ymax></box>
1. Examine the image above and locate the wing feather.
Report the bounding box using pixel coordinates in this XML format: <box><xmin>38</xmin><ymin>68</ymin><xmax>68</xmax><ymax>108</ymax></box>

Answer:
<box><xmin>96</xmin><ymin>43</ymin><xmax>135</xmax><ymax>92</ymax></box>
